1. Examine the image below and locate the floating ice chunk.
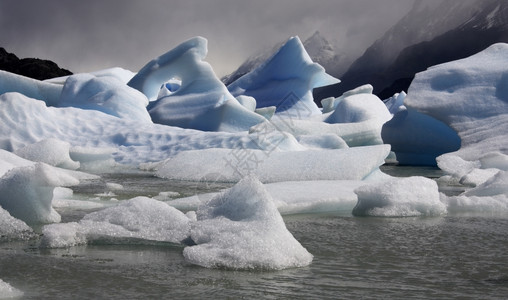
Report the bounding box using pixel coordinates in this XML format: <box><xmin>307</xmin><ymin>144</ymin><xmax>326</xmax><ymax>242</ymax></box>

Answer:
<box><xmin>169</xmin><ymin>180</ymin><xmax>363</xmax><ymax>215</ymax></box>
<box><xmin>183</xmin><ymin>176</ymin><xmax>313</xmax><ymax>270</ymax></box>
<box><xmin>324</xmin><ymin>94</ymin><xmax>392</xmax><ymax>146</ymax></box>
<box><xmin>382</xmin><ymin>107</ymin><xmax>460</xmax><ymax>166</ymax></box>
<box><xmin>444</xmin><ymin>171</ymin><xmax>508</xmax><ymax>214</ymax></box>
<box><xmin>0</xmin><ymin>163</ymin><xmax>79</xmax><ymax>224</ymax></box>
<box><xmin>250</xmin><ymin>117</ymin><xmax>385</xmax><ymax>148</ymax></box>
<box><xmin>0</xmin><ymin>206</ymin><xmax>34</xmax><ymax>241</ymax></box>
<box><xmin>325</xmin><ymin>94</ymin><xmax>391</xmax><ymax>125</ymax></box>
<box><xmin>228</xmin><ymin>36</ymin><xmax>339</xmax><ymax>118</ymax></box>
<box><xmin>0</xmin><ymin>279</ymin><xmax>23</xmax><ymax>299</ymax></box>
<box><xmin>155</xmin><ymin>145</ymin><xmax>390</xmax><ymax>183</ymax></box>
<box><xmin>405</xmin><ymin>43</ymin><xmax>508</xmax><ymax>179</ymax></box>
<box><xmin>69</xmin><ymin>146</ymin><xmax>116</xmax><ymax>172</ymax></box>
<box><xmin>129</xmin><ymin>37</ymin><xmax>264</xmax><ymax>131</ymax></box>
<box><xmin>58</xmin><ymin>73</ymin><xmax>151</xmax><ymax>123</ymax></box>
<box><xmin>41</xmin><ymin>197</ymin><xmax>191</xmax><ymax>247</ymax></box>
<box><xmin>266</xmin><ymin>180</ymin><xmax>363</xmax><ymax>215</ymax></box>
<box><xmin>383</xmin><ymin>91</ymin><xmax>406</xmax><ymax>115</ymax></box>
<box><xmin>352</xmin><ymin>176</ymin><xmax>446</xmax><ymax>217</ymax></box>
<box><xmin>322</xmin><ymin>84</ymin><xmax>374</xmax><ymax>114</ymax></box>
<box><xmin>0</xmin><ymin>70</ymin><xmax>62</xmax><ymax>106</ymax></box>
<box><xmin>14</xmin><ymin>138</ymin><xmax>80</xmax><ymax>170</ymax></box>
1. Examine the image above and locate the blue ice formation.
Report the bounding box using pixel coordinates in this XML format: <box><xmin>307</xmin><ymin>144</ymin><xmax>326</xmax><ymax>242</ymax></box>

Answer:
<box><xmin>128</xmin><ymin>37</ymin><xmax>265</xmax><ymax>132</ymax></box>
<box><xmin>227</xmin><ymin>36</ymin><xmax>340</xmax><ymax>118</ymax></box>
<box><xmin>382</xmin><ymin>107</ymin><xmax>460</xmax><ymax>166</ymax></box>
<box><xmin>59</xmin><ymin>73</ymin><xmax>152</xmax><ymax>123</ymax></box>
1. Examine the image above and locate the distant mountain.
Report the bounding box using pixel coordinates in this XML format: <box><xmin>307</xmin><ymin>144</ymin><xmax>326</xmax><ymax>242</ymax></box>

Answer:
<box><xmin>0</xmin><ymin>47</ymin><xmax>72</xmax><ymax>80</ymax></box>
<box><xmin>314</xmin><ymin>0</ymin><xmax>508</xmax><ymax>101</ymax></box>
<box><xmin>222</xmin><ymin>31</ymin><xmax>345</xmax><ymax>86</ymax></box>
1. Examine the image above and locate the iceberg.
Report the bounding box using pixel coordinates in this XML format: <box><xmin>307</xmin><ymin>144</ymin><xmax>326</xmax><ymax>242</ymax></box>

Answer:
<box><xmin>14</xmin><ymin>138</ymin><xmax>80</xmax><ymax>170</ymax></box>
<box><xmin>352</xmin><ymin>176</ymin><xmax>446</xmax><ymax>217</ymax></box>
<box><xmin>58</xmin><ymin>73</ymin><xmax>152</xmax><ymax>123</ymax></box>
<box><xmin>403</xmin><ymin>43</ymin><xmax>508</xmax><ymax>208</ymax></box>
<box><xmin>183</xmin><ymin>176</ymin><xmax>313</xmax><ymax>270</ymax></box>
<box><xmin>154</xmin><ymin>145</ymin><xmax>390</xmax><ymax>183</ymax></box>
<box><xmin>41</xmin><ymin>197</ymin><xmax>192</xmax><ymax>248</ymax></box>
<box><xmin>0</xmin><ymin>163</ymin><xmax>79</xmax><ymax>224</ymax></box>
<box><xmin>0</xmin><ymin>92</ymin><xmax>259</xmax><ymax>165</ymax></box>
<box><xmin>128</xmin><ymin>37</ymin><xmax>265</xmax><ymax>131</ymax></box>
<box><xmin>169</xmin><ymin>180</ymin><xmax>363</xmax><ymax>215</ymax></box>
<box><xmin>321</xmin><ymin>84</ymin><xmax>374</xmax><ymax>114</ymax></box>
<box><xmin>382</xmin><ymin>107</ymin><xmax>461</xmax><ymax>166</ymax></box>
<box><xmin>227</xmin><ymin>36</ymin><xmax>339</xmax><ymax>118</ymax></box>
<box><xmin>405</xmin><ymin>43</ymin><xmax>508</xmax><ymax>175</ymax></box>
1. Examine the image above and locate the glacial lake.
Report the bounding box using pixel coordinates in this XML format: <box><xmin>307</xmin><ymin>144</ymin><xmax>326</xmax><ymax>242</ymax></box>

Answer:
<box><xmin>1</xmin><ymin>166</ymin><xmax>508</xmax><ymax>299</ymax></box>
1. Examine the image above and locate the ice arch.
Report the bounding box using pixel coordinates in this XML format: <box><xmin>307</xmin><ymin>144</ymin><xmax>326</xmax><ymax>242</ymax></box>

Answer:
<box><xmin>128</xmin><ymin>37</ymin><xmax>265</xmax><ymax>132</ymax></box>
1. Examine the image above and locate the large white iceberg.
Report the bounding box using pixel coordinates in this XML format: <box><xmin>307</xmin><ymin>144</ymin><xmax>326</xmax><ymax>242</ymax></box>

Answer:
<box><xmin>183</xmin><ymin>176</ymin><xmax>313</xmax><ymax>270</ymax></box>
<box><xmin>153</xmin><ymin>145</ymin><xmax>390</xmax><ymax>183</ymax></box>
<box><xmin>403</xmin><ymin>43</ymin><xmax>508</xmax><ymax>211</ymax></box>
<box><xmin>405</xmin><ymin>43</ymin><xmax>508</xmax><ymax>176</ymax></box>
<box><xmin>227</xmin><ymin>36</ymin><xmax>339</xmax><ymax>118</ymax></box>
<box><xmin>128</xmin><ymin>37</ymin><xmax>265</xmax><ymax>132</ymax></box>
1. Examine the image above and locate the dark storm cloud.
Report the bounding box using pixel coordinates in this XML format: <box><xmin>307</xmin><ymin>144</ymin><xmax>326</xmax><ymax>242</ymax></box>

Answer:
<box><xmin>0</xmin><ymin>0</ymin><xmax>415</xmax><ymax>76</ymax></box>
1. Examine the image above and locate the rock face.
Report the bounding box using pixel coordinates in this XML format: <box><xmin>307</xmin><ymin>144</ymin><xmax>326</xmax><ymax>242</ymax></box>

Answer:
<box><xmin>0</xmin><ymin>47</ymin><xmax>72</xmax><ymax>80</ymax></box>
<box><xmin>314</xmin><ymin>0</ymin><xmax>508</xmax><ymax>101</ymax></box>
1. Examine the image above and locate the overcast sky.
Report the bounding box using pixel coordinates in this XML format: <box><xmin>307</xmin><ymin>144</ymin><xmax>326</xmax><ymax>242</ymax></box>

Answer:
<box><xmin>0</xmin><ymin>0</ymin><xmax>416</xmax><ymax>77</ymax></box>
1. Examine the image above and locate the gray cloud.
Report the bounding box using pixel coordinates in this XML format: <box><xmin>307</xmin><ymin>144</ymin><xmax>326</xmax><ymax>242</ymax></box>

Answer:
<box><xmin>0</xmin><ymin>0</ymin><xmax>415</xmax><ymax>76</ymax></box>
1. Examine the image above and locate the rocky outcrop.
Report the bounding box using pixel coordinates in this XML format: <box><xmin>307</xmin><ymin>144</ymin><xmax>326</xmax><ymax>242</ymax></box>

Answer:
<box><xmin>0</xmin><ymin>47</ymin><xmax>72</xmax><ymax>80</ymax></box>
